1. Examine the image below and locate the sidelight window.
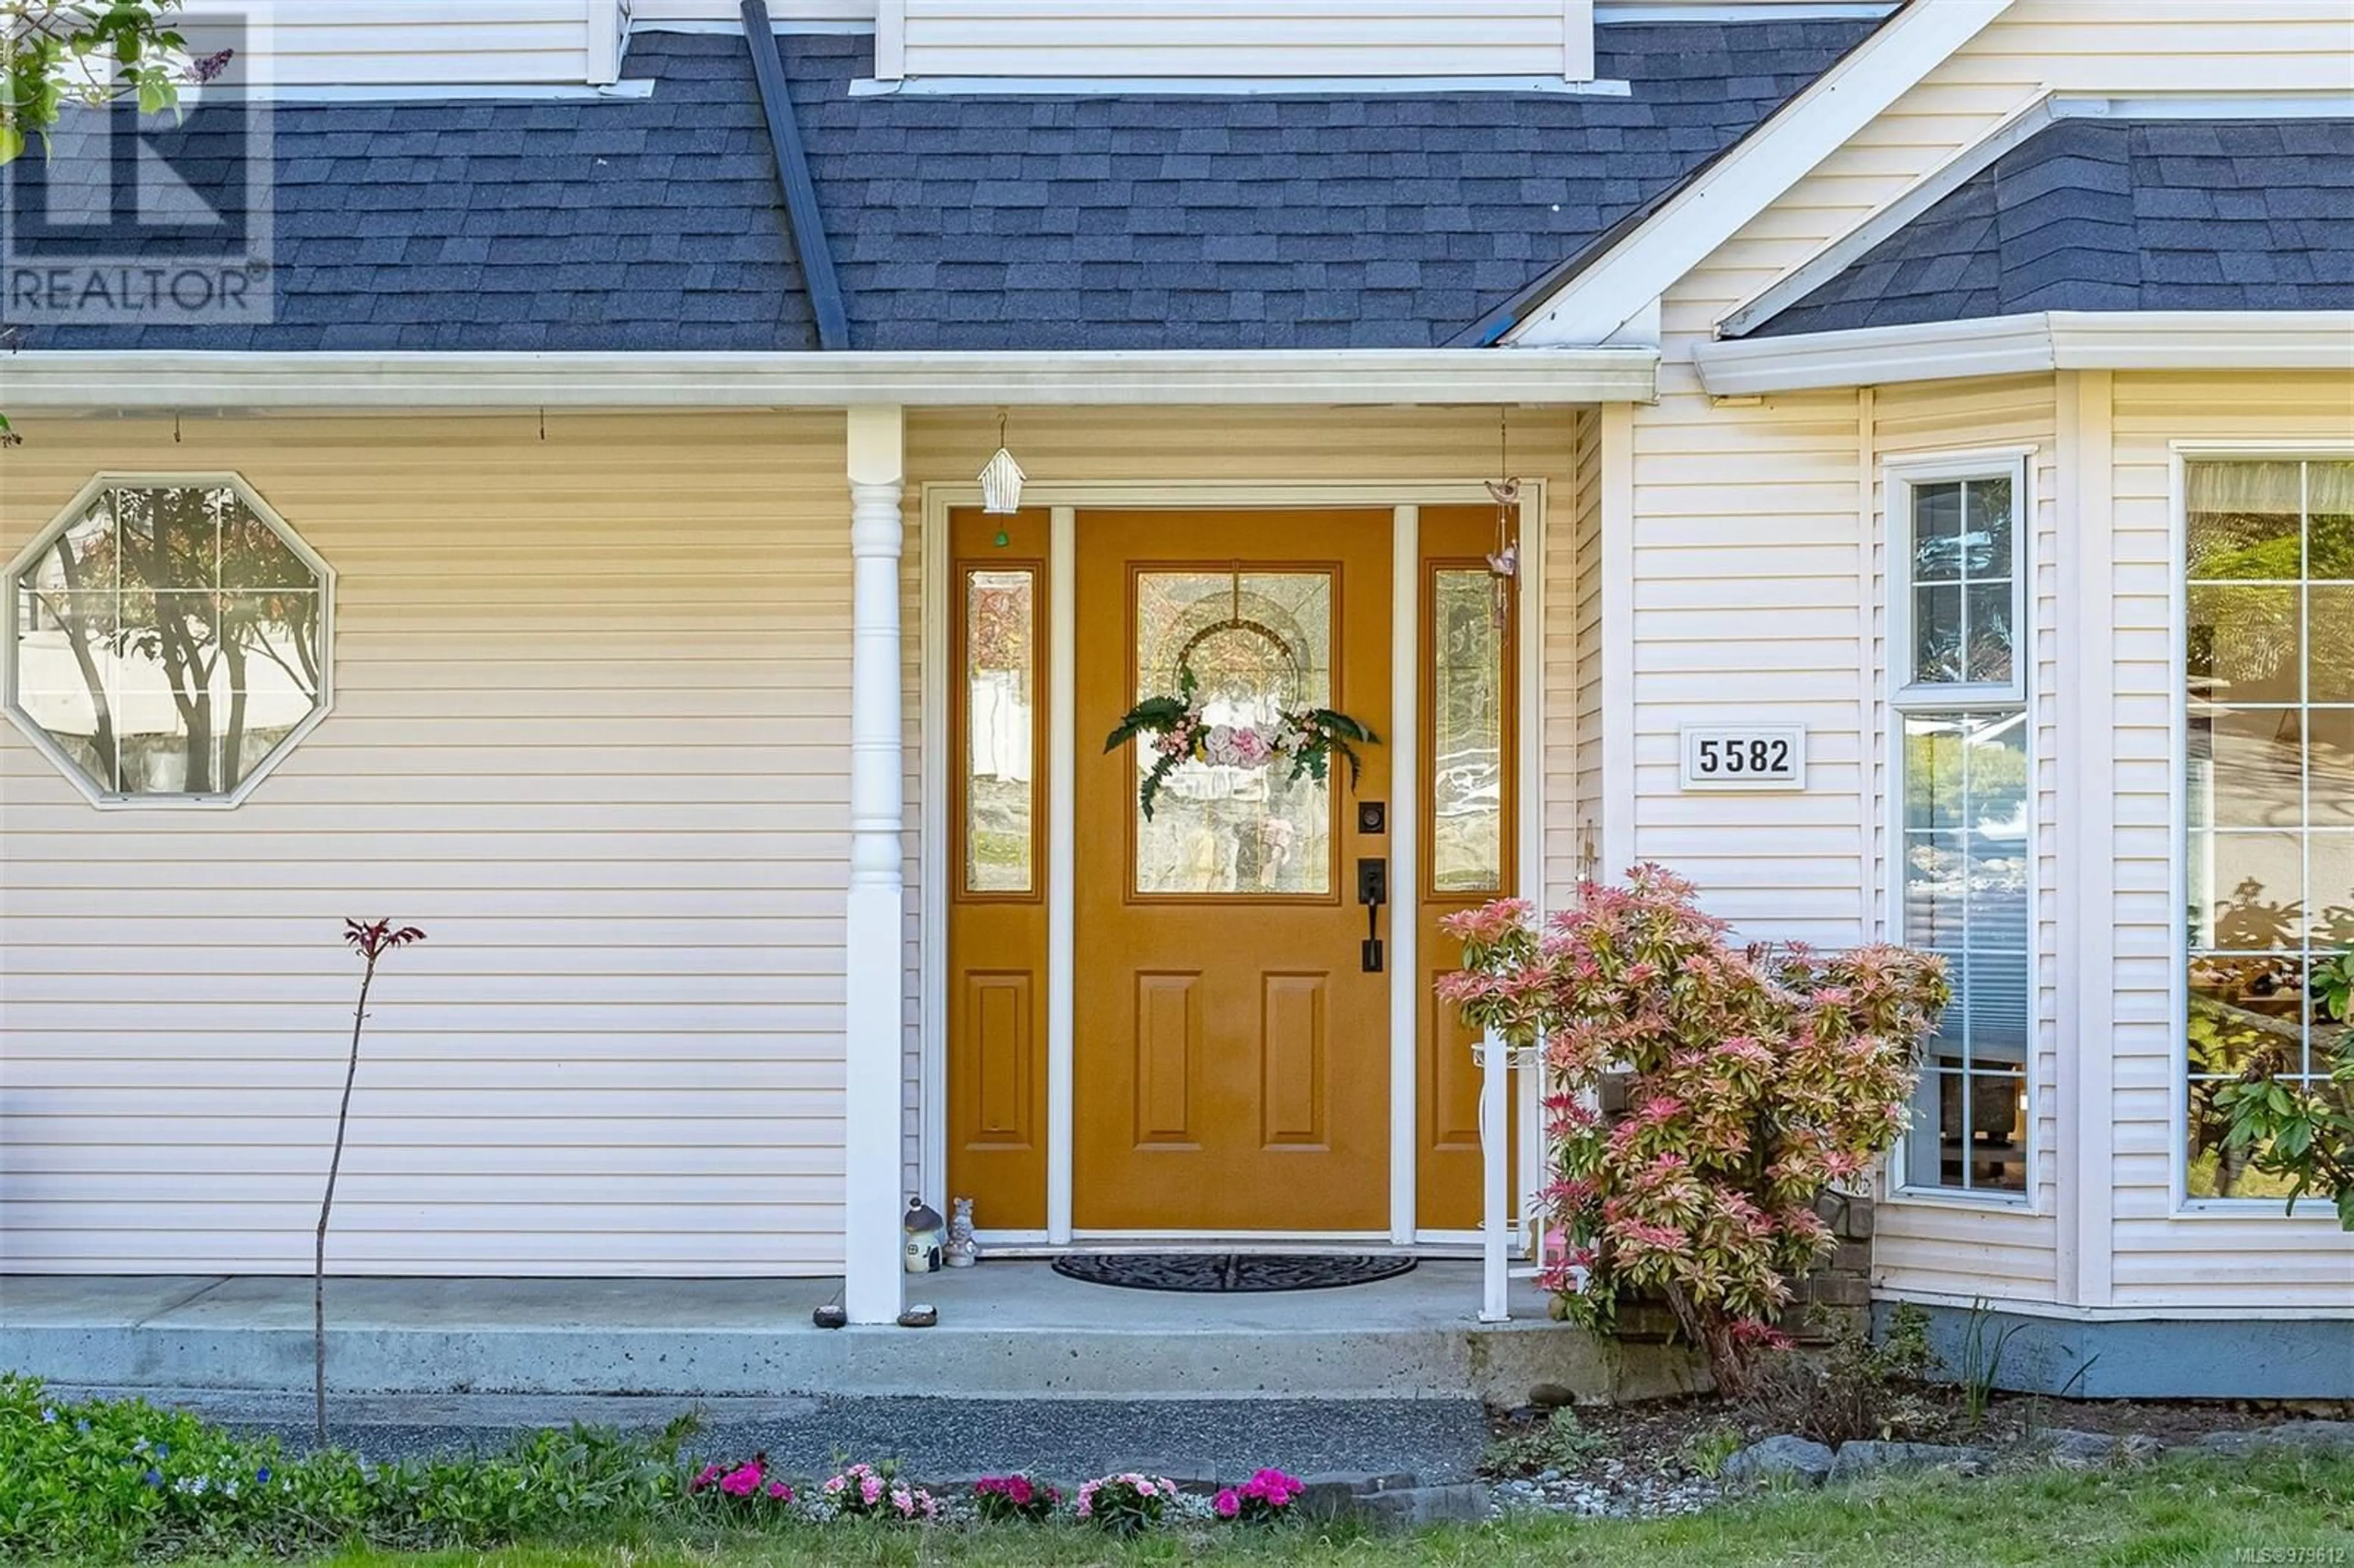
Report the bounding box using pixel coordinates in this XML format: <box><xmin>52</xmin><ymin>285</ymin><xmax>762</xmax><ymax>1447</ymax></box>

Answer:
<box><xmin>1889</xmin><ymin>456</ymin><xmax>2032</xmax><ymax>1198</ymax></box>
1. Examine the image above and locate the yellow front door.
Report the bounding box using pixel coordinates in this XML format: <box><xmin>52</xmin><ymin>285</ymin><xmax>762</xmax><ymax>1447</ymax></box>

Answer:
<box><xmin>1073</xmin><ymin>510</ymin><xmax>1394</xmax><ymax>1232</ymax></box>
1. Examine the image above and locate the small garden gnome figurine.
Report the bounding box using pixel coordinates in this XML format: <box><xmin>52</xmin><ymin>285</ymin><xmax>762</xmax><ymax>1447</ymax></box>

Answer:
<box><xmin>904</xmin><ymin>1196</ymin><xmax>946</xmax><ymax>1274</ymax></box>
<box><xmin>945</xmin><ymin>1197</ymin><xmax>980</xmax><ymax>1268</ymax></box>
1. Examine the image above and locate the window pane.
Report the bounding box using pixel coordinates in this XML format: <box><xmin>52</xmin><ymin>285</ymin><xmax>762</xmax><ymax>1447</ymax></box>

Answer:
<box><xmin>2187</xmin><ymin>584</ymin><xmax>2299</xmax><ymax>704</ymax></box>
<box><xmin>2312</xmin><ymin>586</ymin><xmax>2354</xmax><ymax>702</ymax></box>
<box><xmin>2189</xmin><ymin>706</ymin><xmax>2305</xmax><ymax>829</ymax></box>
<box><xmin>1132</xmin><ymin>570</ymin><xmax>1333</xmax><ymax>897</ymax></box>
<box><xmin>2190</xmin><ymin>830</ymin><xmax>2304</xmax><ymax>950</ymax></box>
<box><xmin>2309</xmin><ymin>462</ymin><xmax>2354</xmax><ymax>579</ymax></box>
<box><xmin>1964</xmin><ymin>580</ymin><xmax>2015</xmax><ymax>685</ymax></box>
<box><xmin>964</xmin><ymin>568</ymin><xmax>1035</xmax><ymax>894</ymax></box>
<box><xmin>1431</xmin><ymin>569</ymin><xmax>1504</xmax><ymax>895</ymax></box>
<box><xmin>1900</xmin><ymin>710</ymin><xmax>2029</xmax><ymax>1194</ymax></box>
<box><xmin>1912</xmin><ymin>481</ymin><xmax>1965</xmax><ymax>582</ymax></box>
<box><xmin>1963</xmin><ymin>476</ymin><xmax>2014</xmax><ymax>576</ymax></box>
<box><xmin>2187</xmin><ymin>459</ymin><xmax>2303</xmax><ymax>579</ymax></box>
<box><xmin>1913</xmin><ymin>583</ymin><xmax>1964</xmax><ymax>683</ymax></box>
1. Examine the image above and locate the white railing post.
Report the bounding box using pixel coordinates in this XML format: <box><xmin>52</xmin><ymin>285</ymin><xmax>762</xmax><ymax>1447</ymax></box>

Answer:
<box><xmin>844</xmin><ymin>406</ymin><xmax>907</xmax><ymax>1325</ymax></box>
<box><xmin>1479</xmin><ymin>1026</ymin><xmax>1510</xmax><ymax>1323</ymax></box>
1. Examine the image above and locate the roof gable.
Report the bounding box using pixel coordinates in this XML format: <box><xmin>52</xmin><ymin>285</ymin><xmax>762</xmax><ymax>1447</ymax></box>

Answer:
<box><xmin>1739</xmin><ymin>115</ymin><xmax>2354</xmax><ymax>337</ymax></box>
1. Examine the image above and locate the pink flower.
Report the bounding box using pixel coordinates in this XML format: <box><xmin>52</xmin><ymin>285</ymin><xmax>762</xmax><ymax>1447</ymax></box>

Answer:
<box><xmin>764</xmin><ymin>1480</ymin><xmax>791</xmax><ymax>1501</ymax></box>
<box><xmin>1214</xmin><ymin>1488</ymin><xmax>1241</xmax><ymax>1518</ymax></box>
<box><xmin>690</xmin><ymin>1463</ymin><xmax>723</xmax><ymax>1494</ymax></box>
<box><xmin>861</xmin><ymin>1475</ymin><xmax>883</xmax><ymax>1505</ymax></box>
<box><xmin>1007</xmin><ymin>1476</ymin><xmax>1033</xmax><ymax>1505</ymax></box>
<box><xmin>719</xmin><ymin>1462</ymin><xmax>761</xmax><ymax>1498</ymax></box>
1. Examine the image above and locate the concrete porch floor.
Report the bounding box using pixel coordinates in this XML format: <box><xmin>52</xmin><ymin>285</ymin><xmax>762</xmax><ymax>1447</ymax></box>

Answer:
<box><xmin>1</xmin><ymin>1260</ymin><xmax>1695</xmax><ymax>1406</ymax></box>
<box><xmin>1</xmin><ymin>1261</ymin><xmax>1703</xmax><ymax>1480</ymax></box>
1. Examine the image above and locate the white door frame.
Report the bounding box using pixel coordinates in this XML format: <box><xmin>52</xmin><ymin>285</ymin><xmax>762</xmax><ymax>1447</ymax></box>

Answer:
<box><xmin>919</xmin><ymin>480</ymin><xmax>1546</xmax><ymax>1246</ymax></box>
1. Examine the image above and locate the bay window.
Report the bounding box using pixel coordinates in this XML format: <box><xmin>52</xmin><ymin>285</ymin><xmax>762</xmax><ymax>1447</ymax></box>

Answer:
<box><xmin>2184</xmin><ymin>457</ymin><xmax>2354</xmax><ymax>1203</ymax></box>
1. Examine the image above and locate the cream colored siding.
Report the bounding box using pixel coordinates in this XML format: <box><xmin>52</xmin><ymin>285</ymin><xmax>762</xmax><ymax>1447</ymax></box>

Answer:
<box><xmin>2105</xmin><ymin>372</ymin><xmax>2354</xmax><ymax>1309</ymax></box>
<box><xmin>1865</xmin><ymin>376</ymin><xmax>2060</xmax><ymax>1305</ymax></box>
<box><xmin>1639</xmin><ymin>0</ymin><xmax>2354</xmax><ymax>1314</ymax></box>
<box><xmin>1</xmin><ymin>413</ymin><xmax>856</xmax><ymax>1276</ymax></box>
<box><xmin>886</xmin><ymin>2</ymin><xmax>1593</xmax><ymax>82</ymax></box>
<box><xmin>1623</xmin><ymin>389</ymin><xmax>1870</xmax><ymax>942</ymax></box>
<box><xmin>255</xmin><ymin>3</ymin><xmax>610</xmax><ymax>88</ymax></box>
<box><xmin>1563</xmin><ymin>406</ymin><xmax>1602</xmax><ymax>902</ymax></box>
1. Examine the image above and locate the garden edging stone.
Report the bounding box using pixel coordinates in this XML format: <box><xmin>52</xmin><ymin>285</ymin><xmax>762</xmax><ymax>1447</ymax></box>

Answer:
<box><xmin>1720</xmin><ymin>1435</ymin><xmax>1835</xmax><ymax>1486</ymax></box>
<box><xmin>1827</xmin><ymin>1441</ymin><xmax>1996</xmax><ymax>1482</ymax></box>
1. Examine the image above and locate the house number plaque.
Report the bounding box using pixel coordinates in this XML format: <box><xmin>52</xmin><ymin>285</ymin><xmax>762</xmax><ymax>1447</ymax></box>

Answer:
<box><xmin>1678</xmin><ymin>725</ymin><xmax>1806</xmax><ymax>791</ymax></box>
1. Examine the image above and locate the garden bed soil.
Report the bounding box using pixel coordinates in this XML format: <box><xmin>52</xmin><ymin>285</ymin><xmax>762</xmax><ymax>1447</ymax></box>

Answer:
<box><xmin>1482</xmin><ymin>1390</ymin><xmax>2354</xmax><ymax>1518</ymax></box>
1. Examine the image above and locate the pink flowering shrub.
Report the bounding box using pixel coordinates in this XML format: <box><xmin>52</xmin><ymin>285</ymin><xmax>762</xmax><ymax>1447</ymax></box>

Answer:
<box><xmin>1074</xmin><ymin>1472</ymin><xmax>1175</xmax><ymax>1537</ymax></box>
<box><xmin>687</xmin><ymin>1453</ymin><xmax>793</xmax><ymax>1509</ymax></box>
<box><xmin>818</xmin><ymin>1461</ymin><xmax>941</xmax><ymax>1523</ymax></box>
<box><xmin>1214</xmin><ymin>1468</ymin><xmax>1305</xmax><ymax>1524</ymax></box>
<box><xmin>971</xmin><ymin>1472</ymin><xmax>1061</xmax><ymax>1523</ymax></box>
<box><xmin>1439</xmin><ymin>864</ymin><xmax>1948</xmax><ymax>1391</ymax></box>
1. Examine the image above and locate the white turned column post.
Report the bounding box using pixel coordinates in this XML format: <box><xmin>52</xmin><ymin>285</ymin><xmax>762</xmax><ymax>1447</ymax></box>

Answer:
<box><xmin>844</xmin><ymin>406</ymin><xmax>907</xmax><ymax>1325</ymax></box>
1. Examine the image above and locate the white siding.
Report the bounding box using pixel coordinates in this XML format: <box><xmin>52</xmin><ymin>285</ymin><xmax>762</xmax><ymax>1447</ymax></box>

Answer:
<box><xmin>1629</xmin><ymin>0</ymin><xmax>2354</xmax><ymax>1314</ymax></box>
<box><xmin>244</xmin><ymin>3</ymin><xmax>611</xmax><ymax>89</ymax></box>
<box><xmin>1</xmin><ymin>413</ymin><xmax>859</xmax><ymax>1276</ymax></box>
<box><xmin>1562</xmin><ymin>406</ymin><xmax>1602</xmax><ymax>902</ymax></box>
<box><xmin>2104</xmin><ymin>372</ymin><xmax>2354</xmax><ymax>1309</ymax></box>
<box><xmin>886</xmin><ymin>1</ymin><xmax>1594</xmax><ymax>83</ymax></box>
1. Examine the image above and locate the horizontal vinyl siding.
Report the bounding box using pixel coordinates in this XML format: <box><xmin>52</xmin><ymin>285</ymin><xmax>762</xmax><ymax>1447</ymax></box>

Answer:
<box><xmin>258</xmin><ymin>3</ymin><xmax>600</xmax><ymax>87</ymax></box>
<box><xmin>0</xmin><ymin>412</ymin><xmax>856</xmax><ymax>1276</ymax></box>
<box><xmin>2105</xmin><ymin>372</ymin><xmax>2354</xmax><ymax>1311</ymax></box>
<box><xmin>1867</xmin><ymin>376</ymin><xmax>2061</xmax><ymax>1306</ymax></box>
<box><xmin>892</xmin><ymin>1</ymin><xmax>1585</xmax><ymax>80</ymax></box>
<box><xmin>1625</xmin><ymin>389</ymin><xmax>1869</xmax><ymax>945</ymax></box>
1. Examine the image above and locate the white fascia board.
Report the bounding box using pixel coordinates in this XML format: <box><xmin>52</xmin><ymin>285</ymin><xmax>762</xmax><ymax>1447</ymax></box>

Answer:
<box><xmin>0</xmin><ymin>348</ymin><xmax>1658</xmax><ymax>414</ymax></box>
<box><xmin>1694</xmin><ymin>311</ymin><xmax>2354</xmax><ymax>396</ymax></box>
<box><xmin>1506</xmin><ymin>0</ymin><xmax>2017</xmax><ymax>348</ymax></box>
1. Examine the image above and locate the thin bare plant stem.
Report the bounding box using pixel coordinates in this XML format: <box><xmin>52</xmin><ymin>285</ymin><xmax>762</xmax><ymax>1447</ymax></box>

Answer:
<box><xmin>316</xmin><ymin>951</ymin><xmax>376</xmax><ymax>1447</ymax></box>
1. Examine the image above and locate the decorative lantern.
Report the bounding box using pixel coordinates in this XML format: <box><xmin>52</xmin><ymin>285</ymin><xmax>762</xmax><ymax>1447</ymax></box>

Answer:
<box><xmin>978</xmin><ymin>409</ymin><xmax>1026</xmax><ymax>514</ymax></box>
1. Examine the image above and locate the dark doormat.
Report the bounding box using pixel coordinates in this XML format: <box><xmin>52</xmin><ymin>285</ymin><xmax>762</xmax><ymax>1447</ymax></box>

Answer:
<box><xmin>1051</xmin><ymin>1252</ymin><xmax>1417</xmax><ymax>1293</ymax></box>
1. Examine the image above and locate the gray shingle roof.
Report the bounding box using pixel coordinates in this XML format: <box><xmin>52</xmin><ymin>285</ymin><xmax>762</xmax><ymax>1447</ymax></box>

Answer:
<box><xmin>1742</xmin><ymin>116</ymin><xmax>2354</xmax><ymax>338</ymax></box>
<box><xmin>6</xmin><ymin>20</ymin><xmax>1880</xmax><ymax>353</ymax></box>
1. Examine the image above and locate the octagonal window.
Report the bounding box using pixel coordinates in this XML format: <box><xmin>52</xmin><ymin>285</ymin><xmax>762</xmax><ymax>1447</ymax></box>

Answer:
<box><xmin>7</xmin><ymin>475</ymin><xmax>330</xmax><ymax>804</ymax></box>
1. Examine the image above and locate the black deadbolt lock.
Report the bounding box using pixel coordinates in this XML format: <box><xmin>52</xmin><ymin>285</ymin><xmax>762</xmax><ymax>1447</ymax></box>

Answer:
<box><xmin>1357</xmin><ymin>801</ymin><xmax>1387</xmax><ymax>835</ymax></box>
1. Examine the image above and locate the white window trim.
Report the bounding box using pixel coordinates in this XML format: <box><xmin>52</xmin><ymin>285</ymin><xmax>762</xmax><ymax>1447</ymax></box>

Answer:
<box><xmin>1</xmin><ymin>471</ymin><xmax>335</xmax><ymax>810</ymax></box>
<box><xmin>2169</xmin><ymin>441</ymin><xmax>2354</xmax><ymax>1220</ymax></box>
<box><xmin>1883</xmin><ymin>446</ymin><xmax>2037</xmax><ymax>1208</ymax></box>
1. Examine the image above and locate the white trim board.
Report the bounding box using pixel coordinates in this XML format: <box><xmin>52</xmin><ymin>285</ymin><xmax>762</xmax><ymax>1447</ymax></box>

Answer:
<box><xmin>849</xmin><ymin>75</ymin><xmax>1632</xmax><ymax>97</ymax></box>
<box><xmin>1694</xmin><ymin>313</ymin><xmax>2354</xmax><ymax>397</ymax></box>
<box><xmin>1504</xmin><ymin>0</ymin><xmax>2017</xmax><ymax>346</ymax></box>
<box><xmin>3</xmin><ymin>350</ymin><xmax>1657</xmax><ymax>415</ymax></box>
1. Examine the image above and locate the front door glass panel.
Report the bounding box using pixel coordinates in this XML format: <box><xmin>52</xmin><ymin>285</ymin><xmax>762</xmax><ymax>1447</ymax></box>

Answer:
<box><xmin>1132</xmin><ymin>568</ymin><xmax>1333</xmax><ymax>896</ymax></box>
<box><xmin>1431</xmin><ymin>567</ymin><xmax>1506</xmax><ymax>894</ymax></box>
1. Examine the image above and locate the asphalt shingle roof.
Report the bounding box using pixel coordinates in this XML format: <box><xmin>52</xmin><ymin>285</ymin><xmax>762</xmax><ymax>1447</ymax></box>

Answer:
<box><xmin>6</xmin><ymin>20</ymin><xmax>1880</xmax><ymax>352</ymax></box>
<box><xmin>1742</xmin><ymin>116</ymin><xmax>2354</xmax><ymax>338</ymax></box>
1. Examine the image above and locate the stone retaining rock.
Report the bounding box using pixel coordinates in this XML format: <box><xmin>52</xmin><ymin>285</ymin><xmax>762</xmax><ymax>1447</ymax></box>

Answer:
<box><xmin>2196</xmin><ymin>1420</ymin><xmax>2354</xmax><ymax>1456</ymax></box>
<box><xmin>2034</xmin><ymin>1428</ymin><xmax>2163</xmax><ymax>1468</ymax></box>
<box><xmin>1826</xmin><ymin>1441</ymin><xmax>1995</xmax><ymax>1483</ymax></box>
<box><xmin>1356</xmin><ymin>1483</ymin><xmax>1492</xmax><ymax>1526</ymax></box>
<box><xmin>1721</xmin><ymin>1434</ymin><xmax>1835</xmax><ymax>1486</ymax></box>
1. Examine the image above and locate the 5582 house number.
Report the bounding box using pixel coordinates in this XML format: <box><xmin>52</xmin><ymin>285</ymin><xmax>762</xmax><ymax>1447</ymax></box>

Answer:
<box><xmin>1679</xmin><ymin>725</ymin><xmax>1807</xmax><ymax>791</ymax></box>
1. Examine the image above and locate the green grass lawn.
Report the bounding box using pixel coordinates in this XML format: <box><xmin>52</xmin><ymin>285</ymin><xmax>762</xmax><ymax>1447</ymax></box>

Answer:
<box><xmin>278</xmin><ymin>1453</ymin><xmax>2350</xmax><ymax>1568</ymax></box>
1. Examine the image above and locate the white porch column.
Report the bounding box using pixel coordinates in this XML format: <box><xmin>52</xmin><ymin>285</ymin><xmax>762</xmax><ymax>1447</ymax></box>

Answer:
<box><xmin>844</xmin><ymin>406</ymin><xmax>907</xmax><ymax>1325</ymax></box>
<box><xmin>1479</xmin><ymin>1028</ymin><xmax>1510</xmax><ymax>1322</ymax></box>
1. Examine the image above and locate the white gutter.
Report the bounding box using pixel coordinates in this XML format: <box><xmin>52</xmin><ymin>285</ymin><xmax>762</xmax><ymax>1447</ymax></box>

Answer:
<box><xmin>1694</xmin><ymin>311</ymin><xmax>2354</xmax><ymax>396</ymax></box>
<box><xmin>0</xmin><ymin>348</ymin><xmax>1658</xmax><ymax>414</ymax></box>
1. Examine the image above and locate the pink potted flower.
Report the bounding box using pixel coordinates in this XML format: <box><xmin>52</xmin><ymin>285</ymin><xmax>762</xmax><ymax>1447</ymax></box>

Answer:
<box><xmin>972</xmin><ymin>1472</ymin><xmax>1061</xmax><ymax>1523</ymax></box>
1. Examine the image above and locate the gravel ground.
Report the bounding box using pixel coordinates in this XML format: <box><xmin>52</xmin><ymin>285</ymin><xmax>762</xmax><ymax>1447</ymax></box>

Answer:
<box><xmin>185</xmin><ymin>1394</ymin><xmax>1492</xmax><ymax>1488</ymax></box>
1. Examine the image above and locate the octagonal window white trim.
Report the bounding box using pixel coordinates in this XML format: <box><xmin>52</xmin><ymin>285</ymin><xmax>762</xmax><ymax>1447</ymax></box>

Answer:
<box><xmin>5</xmin><ymin>471</ymin><xmax>335</xmax><ymax>809</ymax></box>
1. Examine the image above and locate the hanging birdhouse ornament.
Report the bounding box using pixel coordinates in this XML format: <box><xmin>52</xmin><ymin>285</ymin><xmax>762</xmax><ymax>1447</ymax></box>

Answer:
<box><xmin>978</xmin><ymin>447</ymin><xmax>1026</xmax><ymax>514</ymax></box>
